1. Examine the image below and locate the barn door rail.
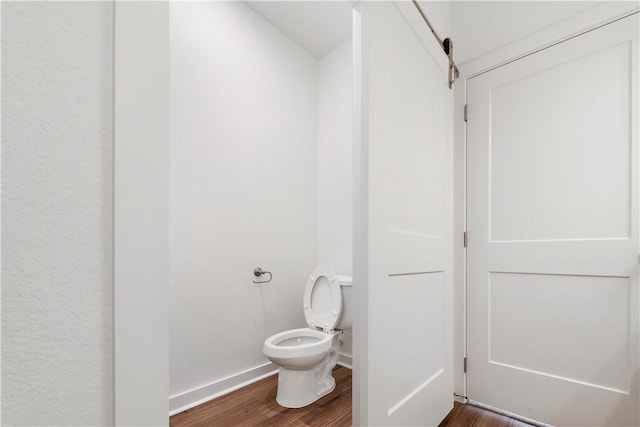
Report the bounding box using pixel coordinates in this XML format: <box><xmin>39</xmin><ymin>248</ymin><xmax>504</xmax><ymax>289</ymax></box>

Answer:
<box><xmin>411</xmin><ymin>0</ymin><xmax>460</xmax><ymax>88</ymax></box>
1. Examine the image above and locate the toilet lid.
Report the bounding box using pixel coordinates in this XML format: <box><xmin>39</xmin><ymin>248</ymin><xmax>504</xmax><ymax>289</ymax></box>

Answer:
<box><xmin>303</xmin><ymin>266</ymin><xmax>343</xmax><ymax>330</ymax></box>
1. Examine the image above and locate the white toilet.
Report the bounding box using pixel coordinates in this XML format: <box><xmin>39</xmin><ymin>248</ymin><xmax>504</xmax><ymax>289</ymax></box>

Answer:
<box><xmin>263</xmin><ymin>266</ymin><xmax>352</xmax><ymax>408</ymax></box>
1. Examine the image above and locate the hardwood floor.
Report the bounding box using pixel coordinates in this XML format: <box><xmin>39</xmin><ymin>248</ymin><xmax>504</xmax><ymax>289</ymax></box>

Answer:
<box><xmin>171</xmin><ymin>366</ymin><xmax>533</xmax><ymax>427</ymax></box>
<box><xmin>438</xmin><ymin>402</ymin><xmax>534</xmax><ymax>427</ymax></box>
<box><xmin>170</xmin><ymin>366</ymin><xmax>352</xmax><ymax>427</ymax></box>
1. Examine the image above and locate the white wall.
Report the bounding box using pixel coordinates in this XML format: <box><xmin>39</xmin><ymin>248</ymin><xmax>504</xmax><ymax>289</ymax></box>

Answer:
<box><xmin>169</xmin><ymin>0</ymin><xmax>318</xmax><ymax>400</ymax></box>
<box><xmin>417</xmin><ymin>1</ymin><xmax>451</xmax><ymax>41</ymax></box>
<box><xmin>317</xmin><ymin>40</ymin><xmax>353</xmax><ymax>278</ymax></box>
<box><xmin>1</xmin><ymin>2</ymin><xmax>114</xmax><ymax>425</ymax></box>
<box><xmin>317</xmin><ymin>39</ymin><xmax>354</xmax><ymax>358</ymax></box>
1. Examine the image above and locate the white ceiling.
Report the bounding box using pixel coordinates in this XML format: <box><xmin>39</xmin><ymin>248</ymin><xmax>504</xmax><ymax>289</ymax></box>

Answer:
<box><xmin>245</xmin><ymin>1</ymin><xmax>353</xmax><ymax>59</ymax></box>
<box><xmin>451</xmin><ymin>1</ymin><xmax>601</xmax><ymax>64</ymax></box>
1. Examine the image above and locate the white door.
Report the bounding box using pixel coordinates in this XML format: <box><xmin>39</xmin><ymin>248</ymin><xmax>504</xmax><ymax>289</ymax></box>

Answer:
<box><xmin>355</xmin><ymin>2</ymin><xmax>454</xmax><ymax>425</ymax></box>
<box><xmin>467</xmin><ymin>14</ymin><xmax>639</xmax><ymax>426</ymax></box>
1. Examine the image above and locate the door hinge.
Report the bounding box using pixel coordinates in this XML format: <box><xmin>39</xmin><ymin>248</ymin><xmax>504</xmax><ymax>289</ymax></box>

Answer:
<box><xmin>463</xmin><ymin>231</ymin><xmax>468</xmax><ymax>248</ymax></box>
<box><xmin>464</xmin><ymin>104</ymin><xmax>468</xmax><ymax>122</ymax></box>
<box><xmin>464</xmin><ymin>357</ymin><xmax>467</xmax><ymax>373</ymax></box>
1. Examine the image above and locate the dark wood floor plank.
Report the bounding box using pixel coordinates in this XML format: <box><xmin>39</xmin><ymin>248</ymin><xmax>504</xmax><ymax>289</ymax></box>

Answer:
<box><xmin>171</xmin><ymin>367</ymin><xmax>534</xmax><ymax>427</ymax></box>
<box><xmin>439</xmin><ymin>402</ymin><xmax>534</xmax><ymax>427</ymax></box>
<box><xmin>170</xmin><ymin>366</ymin><xmax>352</xmax><ymax>427</ymax></box>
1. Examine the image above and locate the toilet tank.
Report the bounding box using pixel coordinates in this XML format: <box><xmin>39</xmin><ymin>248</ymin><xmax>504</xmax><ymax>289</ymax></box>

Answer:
<box><xmin>336</xmin><ymin>275</ymin><xmax>352</xmax><ymax>330</ymax></box>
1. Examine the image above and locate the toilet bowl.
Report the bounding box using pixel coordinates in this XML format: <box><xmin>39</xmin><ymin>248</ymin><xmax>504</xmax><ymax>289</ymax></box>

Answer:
<box><xmin>263</xmin><ymin>266</ymin><xmax>352</xmax><ymax>408</ymax></box>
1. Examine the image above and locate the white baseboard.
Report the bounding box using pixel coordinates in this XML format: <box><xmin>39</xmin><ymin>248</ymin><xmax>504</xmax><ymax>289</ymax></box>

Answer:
<box><xmin>169</xmin><ymin>362</ymin><xmax>278</xmax><ymax>416</ymax></box>
<box><xmin>337</xmin><ymin>352</ymin><xmax>352</xmax><ymax>369</ymax></box>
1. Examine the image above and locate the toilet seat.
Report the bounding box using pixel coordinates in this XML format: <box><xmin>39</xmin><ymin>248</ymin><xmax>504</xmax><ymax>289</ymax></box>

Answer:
<box><xmin>263</xmin><ymin>328</ymin><xmax>333</xmax><ymax>360</ymax></box>
<box><xmin>303</xmin><ymin>266</ymin><xmax>342</xmax><ymax>331</ymax></box>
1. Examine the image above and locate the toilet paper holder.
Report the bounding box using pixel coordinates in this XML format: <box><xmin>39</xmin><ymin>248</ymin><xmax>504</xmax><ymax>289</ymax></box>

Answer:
<box><xmin>253</xmin><ymin>267</ymin><xmax>272</xmax><ymax>284</ymax></box>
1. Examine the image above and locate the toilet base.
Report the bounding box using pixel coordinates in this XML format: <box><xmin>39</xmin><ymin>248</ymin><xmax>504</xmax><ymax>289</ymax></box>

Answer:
<box><xmin>275</xmin><ymin>367</ymin><xmax>336</xmax><ymax>408</ymax></box>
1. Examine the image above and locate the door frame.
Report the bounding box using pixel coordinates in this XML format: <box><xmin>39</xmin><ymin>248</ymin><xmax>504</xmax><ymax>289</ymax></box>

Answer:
<box><xmin>114</xmin><ymin>2</ymin><xmax>365</xmax><ymax>425</ymax></box>
<box><xmin>352</xmin><ymin>3</ymin><xmax>368</xmax><ymax>425</ymax></box>
<box><xmin>454</xmin><ymin>1</ymin><xmax>640</xmax><ymax>406</ymax></box>
<box><xmin>113</xmin><ymin>2</ymin><xmax>170</xmax><ymax>426</ymax></box>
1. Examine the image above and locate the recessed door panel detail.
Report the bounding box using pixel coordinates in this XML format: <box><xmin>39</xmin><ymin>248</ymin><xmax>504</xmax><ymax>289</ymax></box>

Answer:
<box><xmin>489</xmin><ymin>42</ymin><xmax>631</xmax><ymax>242</ymax></box>
<box><xmin>488</xmin><ymin>272</ymin><xmax>630</xmax><ymax>393</ymax></box>
<box><xmin>385</xmin><ymin>74</ymin><xmax>444</xmax><ymax>239</ymax></box>
<box><xmin>378</xmin><ymin>22</ymin><xmax>445</xmax><ymax>241</ymax></box>
<box><xmin>379</xmin><ymin>273</ymin><xmax>445</xmax><ymax>414</ymax></box>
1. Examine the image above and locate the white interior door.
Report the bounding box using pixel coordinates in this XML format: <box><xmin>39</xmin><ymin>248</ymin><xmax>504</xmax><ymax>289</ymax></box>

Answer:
<box><xmin>355</xmin><ymin>2</ymin><xmax>453</xmax><ymax>425</ymax></box>
<box><xmin>466</xmin><ymin>14</ymin><xmax>639</xmax><ymax>426</ymax></box>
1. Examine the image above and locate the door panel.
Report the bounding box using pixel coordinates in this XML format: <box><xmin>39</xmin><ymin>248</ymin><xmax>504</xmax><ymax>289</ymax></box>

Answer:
<box><xmin>489</xmin><ymin>272</ymin><xmax>630</xmax><ymax>393</ymax></box>
<box><xmin>357</xmin><ymin>1</ymin><xmax>454</xmax><ymax>425</ymax></box>
<box><xmin>467</xmin><ymin>14</ymin><xmax>639</xmax><ymax>426</ymax></box>
<box><xmin>489</xmin><ymin>41</ymin><xmax>631</xmax><ymax>242</ymax></box>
